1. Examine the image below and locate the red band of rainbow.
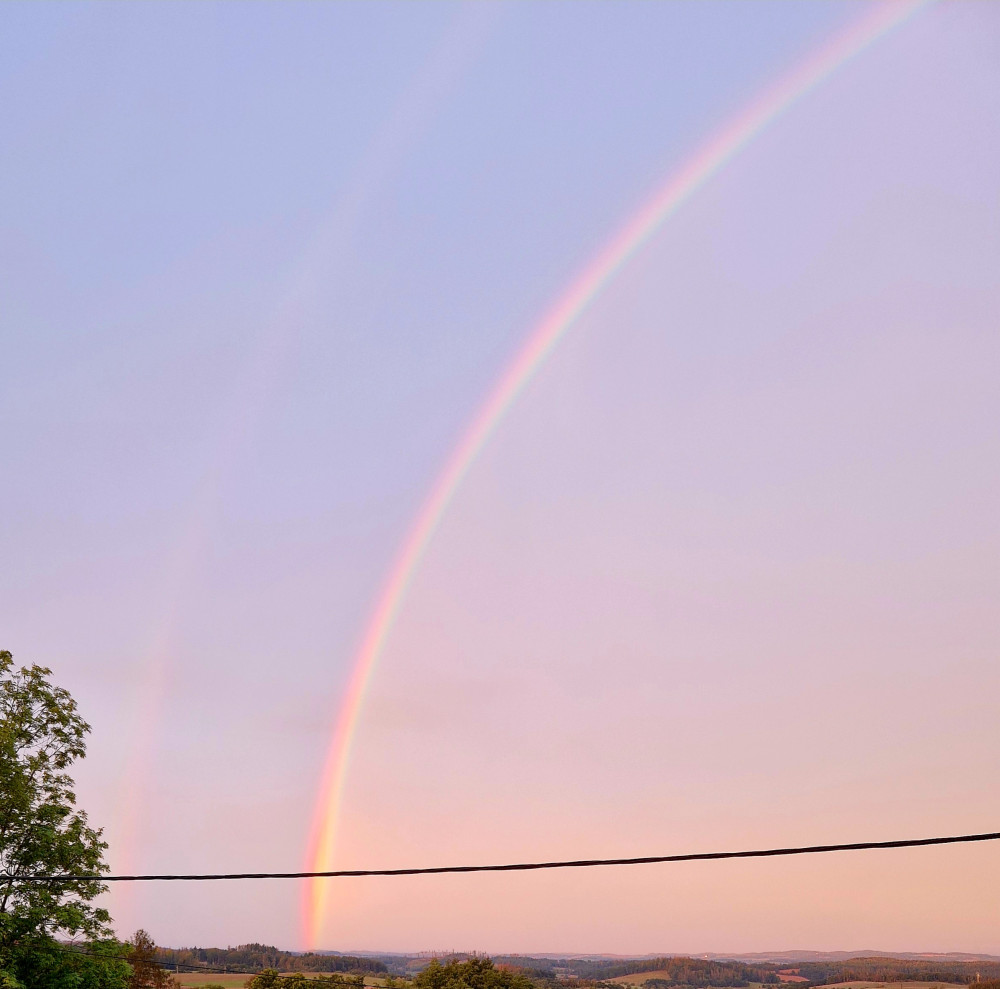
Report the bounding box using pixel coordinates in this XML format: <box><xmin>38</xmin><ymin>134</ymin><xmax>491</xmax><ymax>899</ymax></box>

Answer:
<box><xmin>303</xmin><ymin>0</ymin><xmax>930</xmax><ymax>947</ymax></box>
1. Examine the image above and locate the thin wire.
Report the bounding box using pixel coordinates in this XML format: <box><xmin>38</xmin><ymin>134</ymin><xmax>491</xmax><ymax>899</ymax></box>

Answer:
<box><xmin>8</xmin><ymin>830</ymin><xmax>999</xmax><ymax>883</ymax></box>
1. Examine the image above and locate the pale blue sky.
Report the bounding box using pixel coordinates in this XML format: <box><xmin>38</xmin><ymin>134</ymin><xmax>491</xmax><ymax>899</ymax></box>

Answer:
<box><xmin>2</xmin><ymin>0</ymin><xmax>998</xmax><ymax>954</ymax></box>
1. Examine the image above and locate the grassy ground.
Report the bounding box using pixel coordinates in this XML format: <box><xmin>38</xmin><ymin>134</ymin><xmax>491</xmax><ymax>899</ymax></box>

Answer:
<box><xmin>605</xmin><ymin>976</ymin><xmax>762</xmax><ymax>987</ymax></box>
<box><xmin>606</xmin><ymin>977</ymin><xmax>778</xmax><ymax>987</ymax></box>
<box><xmin>821</xmin><ymin>983</ymin><xmax>965</xmax><ymax>989</ymax></box>
<box><xmin>606</xmin><ymin>977</ymin><xmax>766</xmax><ymax>987</ymax></box>
<box><xmin>171</xmin><ymin>976</ymin><xmax>252</xmax><ymax>989</ymax></box>
<box><xmin>609</xmin><ymin>980</ymin><xmax>966</xmax><ymax>989</ymax></box>
<box><xmin>608</xmin><ymin>973</ymin><xmax>674</xmax><ymax>985</ymax></box>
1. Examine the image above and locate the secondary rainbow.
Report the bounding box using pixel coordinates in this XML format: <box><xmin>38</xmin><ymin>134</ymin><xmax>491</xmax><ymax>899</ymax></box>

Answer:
<box><xmin>304</xmin><ymin>0</ymin><xmax>929</xmax><ymax>946</ymax></box>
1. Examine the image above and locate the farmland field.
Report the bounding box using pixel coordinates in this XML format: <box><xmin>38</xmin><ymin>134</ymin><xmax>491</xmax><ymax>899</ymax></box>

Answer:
<box><xmin>609</xmin><ymin>980</ymin><xmax>967</xmax><ymax>989</ymax></box>
<box><xmin>608</xmin><ymin>978</ymin><xmax>780</xmax><ymax>988</ymax></box>
<box><xmin>171</xmin><ymin>976</ymin><xmax>252</xmax><ymax>989</ymax></box>
<box><xmin>820</xmin><ymin>983</ymin><xmax>965</xmax><ymax>989</ymax></box>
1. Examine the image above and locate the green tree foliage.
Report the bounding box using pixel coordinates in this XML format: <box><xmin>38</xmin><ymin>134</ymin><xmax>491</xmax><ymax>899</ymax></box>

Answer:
<box><xmin>551</xmin><ymin>958</ymin><xmax>778</xmax><ymax>987</ymax></box>
<box><xmin>0</xmin><ymin>650</ymin><xmax>130</xmax><ymax>989</ymax></box>
<box><xmin>245</xmin><ymin>972</ymin><xmax>282</xmax><ymax>989</ymax></box>
<box><xmin>794</xmin><ymin>960</ymin><xmax>1000</xmax><ymax>986</ymax></box>
<box><xmin>159</xmin><ymin>945</ymin><xmax>387</xmax><ymax>977</ymax></box>
<box><xmin>415</xmin><ymin>957</ymin><xmax>536</xmax><ymax>989</ymax></box>
<box><xmin>404</xmin><ymin>958</ymin><xmax>1000</xmax><ymax>989</ymax></box>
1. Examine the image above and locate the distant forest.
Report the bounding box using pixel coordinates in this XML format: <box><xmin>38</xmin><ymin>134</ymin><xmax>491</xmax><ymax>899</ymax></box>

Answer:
<box><xmin>554</xmin><ymin>957</ymin><xmax>778</xmax><ymax>986</ymax></box>
<box><xmin>155</xmin><ymin>944</ymin><xmax>389</xmax><ymax>975</ymax></box>
<box><xmin>789</xmin><ymin>959</ymin><xmax>1000</xmax><ymax>986</ymax></box>
<box><xmin>490</xmin><ymin>955</ymin><xmax>1000</xmax><ymax>988</ymax></box>
<box><xmin>146</xmin><ymin>949</ymin><xmax>1000</xmax><ymax>985</ymax></box>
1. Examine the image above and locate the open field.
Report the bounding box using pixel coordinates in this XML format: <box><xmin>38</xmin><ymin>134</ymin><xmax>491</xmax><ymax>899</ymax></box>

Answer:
<box><xmin>607</xmin><ymin>977</ymin><xmax>779</xmax><ymax>987</ymax></box>
<box><xmin>608</xmin><ymin>980</ymin><xmax>966</xmax><ymax>989</ymax></box>
<box><xmin>607</xmin><ymin>978</ymin><xmax>780</xmax><ymax>988</ymax></box>
<box><xmin>172</xmin><ymin>976</ymin><xmax>251</xmax><ymax>989</ymax></box>
<box><xmin>821</xmin><ymin>983</ymin><xmax>965</xmax><ymax>989</ymax></box>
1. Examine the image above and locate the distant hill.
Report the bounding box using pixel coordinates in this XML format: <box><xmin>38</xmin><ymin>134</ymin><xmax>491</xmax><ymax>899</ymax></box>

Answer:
<box><xmin>706</xmin><ymin>955</ymin><xmax>1000</xmax><ymax>966</ymax></box>
<box><xmin>774</xmin><ymin>957</ymin><xmax>1000</xmax><ymax>986</ymax></box>
<box><xmin>172</xmin><ymin>949</ymin><xmax>1000</xmax><ymax>984</ymax></box>
<box><xmin>156</xmin><ymin>944</ymin><xmax>389</xmax><ymax>976</ymax></box>
<box><xmin>397</xmin><ymin>954</ymin><xmax>1000</xmax><ymax>988</ymax></box>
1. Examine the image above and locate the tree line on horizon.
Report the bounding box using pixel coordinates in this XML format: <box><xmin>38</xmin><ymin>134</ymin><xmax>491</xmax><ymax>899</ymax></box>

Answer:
<box><xmin>787</xmin><ymin>959</ymin><xmax>1000</xmax><ymax>986</ymax></box>
<box><xmin>558</xmin><ymin>957</ymin><xmax>780</xmax><ymax>986</ymax></box>
<box><xmin>241</xmin><ymin>956</ymin><xmax>533</xmax><ymax>989</ymax></box>
<box><xmin>154</xmin><ymin>944</ymin><xmax>388</xmax><ymax>976</ymax></box>
<box><xmin>463</xmin><ymin>955</ymin><xmax>1000</xmax><ymax>989</ymax></box>
<box><xmin>233</xmin><ymin>958</ymin><xmax>1000</xmax><ymax>989</ymax></box>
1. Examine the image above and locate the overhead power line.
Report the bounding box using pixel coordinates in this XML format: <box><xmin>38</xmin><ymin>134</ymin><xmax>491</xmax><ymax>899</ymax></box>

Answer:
<box><xmin>9</xmin><ymin>830</ymin><xmax>999</xmax><ymax>883</ymax></box>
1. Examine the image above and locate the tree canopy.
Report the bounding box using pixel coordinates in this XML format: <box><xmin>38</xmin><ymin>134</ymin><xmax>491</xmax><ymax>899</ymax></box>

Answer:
<box><xmin>0</xmin><ymin>650</ymin><xmax>130</xmax><ymax>989</ymax></box>
<box><xmin>156</xmin><ymin>944</ymin><xmax>387</xmax><ymax>976</ymax></box>
<box><xmin>415</xmin><ymin>957</ymin><xmax>536</xmax><ymax>989</ymax></box>
<box><xmin>128</xmin><ymin>929</ymin><xmax>176</xmax><ymax>988</ymax></box>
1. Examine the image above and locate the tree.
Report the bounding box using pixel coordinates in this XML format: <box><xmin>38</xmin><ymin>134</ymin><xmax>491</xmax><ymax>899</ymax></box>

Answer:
<box><xmin>0</xmin><ymin>650</ymin><xmax>130</xmax><ymax>989</ymax></box>
<box><xmin>128</xmin><ymin>930</ymin><xmax>177</xmax><ymax>988</ymax></box>
<box><xmin>245</xmin><ymin>972</ymin><xmax>282</xmax><ymax>989</ymax></box>
<box><xmin>415</xmin><ymin>958</ymin><xmax>536</xmax><ymax>989</ymax></box>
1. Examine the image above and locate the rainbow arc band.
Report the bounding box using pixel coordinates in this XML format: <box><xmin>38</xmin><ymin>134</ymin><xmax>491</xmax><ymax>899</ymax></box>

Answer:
<box><xmin>304</xmin><ymin>0</ymin><xmax>932</xmax><ymax>947</ymax></box>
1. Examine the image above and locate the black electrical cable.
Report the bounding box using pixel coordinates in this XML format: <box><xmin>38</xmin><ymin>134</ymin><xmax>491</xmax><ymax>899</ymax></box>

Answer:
<box><xmin>7</xmin><ymin>829</ymin><xmax>999</xmax><ymax>883</ymax></box>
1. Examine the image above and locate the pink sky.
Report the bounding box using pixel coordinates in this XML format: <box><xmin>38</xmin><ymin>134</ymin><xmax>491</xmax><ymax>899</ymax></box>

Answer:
<box><xmin>325</xmin><ymin>3</ymin><xmax>1000</xmax><ymax>952</ymax></box>
<box><xmin>2</xmin><ymin>0</ymin><xmax>998</xmax><ymax>954</ymax></box>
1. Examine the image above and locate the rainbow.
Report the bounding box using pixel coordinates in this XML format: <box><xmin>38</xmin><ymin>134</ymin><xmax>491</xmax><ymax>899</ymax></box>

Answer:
<box><xmin>303</xmin><ymin>0</ymin><xmax>929</xmax><ymax>946</ymax></box>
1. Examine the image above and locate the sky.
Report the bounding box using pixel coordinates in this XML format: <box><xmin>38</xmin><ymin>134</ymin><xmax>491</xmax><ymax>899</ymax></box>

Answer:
<box><xmin>1</xmin><ymin>0</ymin><xmax>999</xmax><ymax>956</ymax></box>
